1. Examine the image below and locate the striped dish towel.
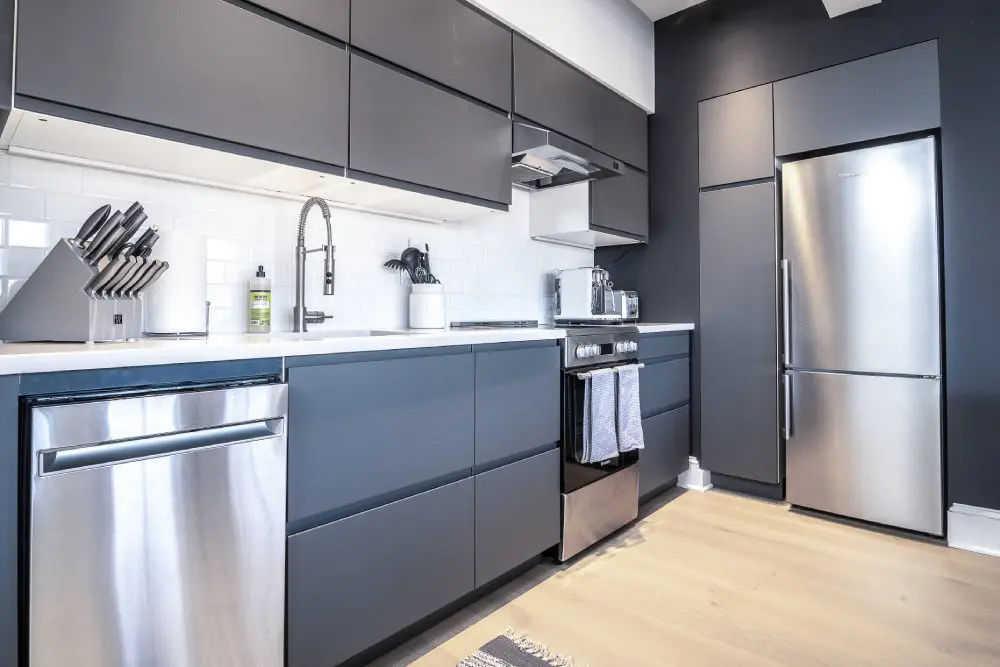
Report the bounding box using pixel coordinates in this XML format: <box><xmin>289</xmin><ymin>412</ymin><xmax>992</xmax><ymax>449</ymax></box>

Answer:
<box><xmin>616</xmin><ymin>364</ymin><xmax>645</xmax><ymax>452</ymax></box>
<box><xmin>580</xmin><ymin>368</ymin><xmax>619</xmax><ymax>464</ymax></box>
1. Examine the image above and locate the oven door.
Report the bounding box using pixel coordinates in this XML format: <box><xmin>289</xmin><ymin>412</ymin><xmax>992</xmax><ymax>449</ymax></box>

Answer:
<box><xmin>562</xmin><ymin>362</ymin><xmax>639</xmax><ymax>494</ymax></box>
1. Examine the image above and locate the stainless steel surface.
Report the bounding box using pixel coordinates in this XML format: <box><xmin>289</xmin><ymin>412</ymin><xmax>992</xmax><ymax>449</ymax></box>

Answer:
<box><xmin>781</xmin><ymin>258</ymin><xmax>791</xmax><ymax>366</ymax></box>
<box><xmin>573</xmin><ymin>362</ymin><xmax>644</xmax><ymax>379</ymax></box>
<box><xmin>450</xmin><ymin>320</ymin><xmax>541</xmax><ymax>329</ymax></box>
<box><xmin>294</xmin><ymin>197</ymin><xmax>335</xmax><ymax>332</ymax></box>
<box><xmin>512</xmin><ymin>121</ymin><xmax>624</xmax><ymax>190</ymax></box>
<box><xmin>103</xmin><ymin>257</ymin><xmax>141</xmax><ymax>297</ymax></box>
<box><xmin>559</xmin><ymin>463</ymin><xmax>639</xmax><ymax>561</ymax></box>
<box><xmin>782</xmin><ymin>138</ymin><xmax>941</xmax><ymax>376</ymax></box>
<box><xmin>120</xmin><ymin>259</ymin><xmax>156</xmax><ymax>297</ymax></box>
<box><xmin>782</xmin><ymin>372</ymin><xmax>792</xmax><ymax>439</ymax></box>
<box><xmin>135</xmin><ymin>260</ymin><xmax>169</xmax><ymax>296</ymax></box>
<box><xmin>561</xmin><ymin>326</ymin><xmax>640</xmax><ymax>369</ymax></box>
<box><xmin>785</xmin><ymin>371</ymin><xmax>943</xmax><ymax>535</ymax></box>
<box><xmin>85</xmin><ymin>255</ymin><xmax>126</xmax><ymax>295</ymax></box>
<box><xmin>30</xmin><ymin>383</ymin><xmax>288</xmax><ymax>667</ymax></box>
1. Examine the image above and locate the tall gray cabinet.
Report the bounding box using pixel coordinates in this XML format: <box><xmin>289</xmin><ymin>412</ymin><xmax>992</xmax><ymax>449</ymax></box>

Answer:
<box><xmin>698</xmin><ymin>84</ymin><xmax>782</xmax><ymax>487</ymax></box>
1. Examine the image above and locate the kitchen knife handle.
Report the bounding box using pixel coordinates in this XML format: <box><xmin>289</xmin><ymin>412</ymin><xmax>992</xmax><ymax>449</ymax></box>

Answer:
<box><xmin>87</xmin><ymin>226</ymin><xmax>126</xmax><ymax>266</ymax></box>
<box><xmin>783</xmin><ymin>372</ymin><xmax>793</xmax><ymax>439</ymax></box>
<box><xmin>781</xmin><ymin>259</ymin><xmax>791</xmax><ymax>367</ymax></box>
<box><xmin>74</xmin><ymin>205</ymin><xmax>111</xmax><ymax>246</ymax></box>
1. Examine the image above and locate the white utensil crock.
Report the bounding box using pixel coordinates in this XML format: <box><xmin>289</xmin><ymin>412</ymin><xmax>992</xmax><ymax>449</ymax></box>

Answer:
<box><xmin>409</xmin><ymin>284</ymin><xmax>446</xmax><ymax>329</ymax></box>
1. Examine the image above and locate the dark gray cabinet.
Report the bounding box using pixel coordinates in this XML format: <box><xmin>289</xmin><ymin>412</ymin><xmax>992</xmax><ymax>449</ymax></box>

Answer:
<box><xmin>0</xmin><ymin>376</ymin><xmax>17</xmax><ymax>667</ymax></box>
<box><xmin>640</xmin><ymin>358</ymin><xmax>690</xmax><ymax>419</ymax></box>
<box><xmin>16</xmin><ymin>0</ymin><xmax>350</xmax><ymax>168</ymax></box>
<box><xmin>475</xmin><ymin>449</ymin><xmax>560</xmax><ymax>586</ymax></box>
<box><xmin>699</xmin><ymin>183</ymin><xmax>780</xmax><ymax>484</ymax></box>
<box><xmin>591</xmin><ymin>163</ymin><xmax>649</xmax><ymax>240</ymax></box>
<box><xmin>513</xmin><ymin>35</ymin><xmax>648</xmax><ymax>170</ymax></box>
<box><xmin>639</xmin><ymin>406</ymin><xmax>690</xmax><ymax>498</ymax></box>
<box><xmin>350</xmin><ymin>54</ymin><xmax>513</xmax><ymax>206</ymax></box>
<box><xmin>248</xmin><ymin>0</ymin><xmax>350</xmax><ymax>42</ymax></box>
<box><xmin>774</xmin><ymin>40</ymin><xmax>940</xmax><ymax>157</ymax></box>
<box><xmin>474</xmin><ymin>343</ymin><xmax>560</xmax><ymax>466</ymax></box>
<box><xmin>287</xmin><ymin>349</ymin><xmax>474</xmax><ymax>523</ymax></box>
<box><xmin>287</xmin><ymin>479</ymin><xmax>475</xmax><ymax>667</ymax></box>
<box><xmin>699</xmin><ymin>84</ymin><xmax>774</xmax><ymax>188</ymax></box>
<box><xmin>351</xmin><ymin>0</ymin><xmax>512</xmax><ymax>111</ymax></box>
<box><xmin>639</xmin><ymin>333</ymin><xmax>690</xmax><ymax>361</ymax></box>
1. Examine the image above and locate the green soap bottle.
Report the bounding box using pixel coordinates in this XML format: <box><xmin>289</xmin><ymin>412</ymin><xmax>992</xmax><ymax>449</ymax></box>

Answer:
<box><xmin>248</xmin><ymin>265</ymin><xmax>272</xmax><ymax>334</ymax></box>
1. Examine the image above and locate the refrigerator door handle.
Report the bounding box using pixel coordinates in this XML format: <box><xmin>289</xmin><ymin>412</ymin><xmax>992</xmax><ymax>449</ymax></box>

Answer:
<box><xmin>781</xmin><ymin>259</ymin><xmax>791</xmax><ymax>366</ymax></box>
<box><xmin>783</xmin><ymin>372</ymin><xmax>793</xmax><ymax>439</ymax></box>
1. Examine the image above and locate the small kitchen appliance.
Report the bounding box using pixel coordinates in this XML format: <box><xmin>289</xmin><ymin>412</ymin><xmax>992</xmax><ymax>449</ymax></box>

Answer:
<box><xmin>554</xmin><ymin>267</ymin><xmax>636</xmax><ymax>324</ymax></box>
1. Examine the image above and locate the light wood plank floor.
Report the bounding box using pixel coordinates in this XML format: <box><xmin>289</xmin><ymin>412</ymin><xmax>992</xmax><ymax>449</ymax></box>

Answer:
<box><xmin>370</xmin><ymin>489</ymin><xmax>1000</xmax><ymax>667</ymax></box>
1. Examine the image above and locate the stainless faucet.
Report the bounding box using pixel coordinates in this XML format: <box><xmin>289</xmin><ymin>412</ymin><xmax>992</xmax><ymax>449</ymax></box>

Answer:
<box><xmin>293</xmin><ymin>197</ymin><xmax>336</xmax><ymax>332</ymax></box>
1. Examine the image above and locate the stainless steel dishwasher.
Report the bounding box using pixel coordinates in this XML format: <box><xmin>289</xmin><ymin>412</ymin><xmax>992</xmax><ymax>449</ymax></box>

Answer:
<box><xmin>27</xmin><ymin>380</ymin><xmax>288</xmax><ymax>667</ymax></box>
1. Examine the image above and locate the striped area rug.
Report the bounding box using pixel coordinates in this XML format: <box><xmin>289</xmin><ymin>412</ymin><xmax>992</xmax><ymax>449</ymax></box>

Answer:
<box><xmin>457</xmin><ymin>629</ymin><xmax>585</xmax><ymax>667</ymax></box>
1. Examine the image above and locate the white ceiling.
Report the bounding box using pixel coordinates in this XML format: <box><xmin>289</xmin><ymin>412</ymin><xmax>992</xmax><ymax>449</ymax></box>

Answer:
<box><xmin>631</xmin><ymin>0</ymin><xmax>881</xmax><ymax>21</ymax></box>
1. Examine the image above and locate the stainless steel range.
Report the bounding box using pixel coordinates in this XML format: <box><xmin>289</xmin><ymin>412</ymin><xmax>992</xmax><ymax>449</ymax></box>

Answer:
<box><xmin>558</xmin><ymin>325</ymin><xmax>641</xmax><ymax>560</ymax></box>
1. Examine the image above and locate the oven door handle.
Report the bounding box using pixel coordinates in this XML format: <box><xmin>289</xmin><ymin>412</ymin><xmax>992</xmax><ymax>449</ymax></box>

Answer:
<box><xmin>573</xmin><ymin>362</ymin><xmax>644</xmax><ymax>379</ymax></box>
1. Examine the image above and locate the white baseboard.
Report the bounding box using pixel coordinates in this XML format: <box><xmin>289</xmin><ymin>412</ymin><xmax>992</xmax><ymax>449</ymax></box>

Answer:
<box><xmin>948</xmin><ymin>504</ymin><xmax>1000</xmax><ymax>558</ymax></box>
<box><xmin>677</xmin><ymin>456</ymin><xmax>713</xmax><ymax>492</ymax></box>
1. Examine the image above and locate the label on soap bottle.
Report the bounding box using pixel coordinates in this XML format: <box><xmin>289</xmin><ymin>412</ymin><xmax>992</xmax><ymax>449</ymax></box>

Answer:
<box><xmin>249</xmin><ymin>290</ymin><xmax>271</xmax><ymax>328</ymax></box>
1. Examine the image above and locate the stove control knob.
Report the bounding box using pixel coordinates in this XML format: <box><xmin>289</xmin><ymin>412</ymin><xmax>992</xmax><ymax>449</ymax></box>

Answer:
<box><xmin>629</xmin><ymin>341</ymin><xmax>639</xmax><ymax>352</ymax></box>
<box><xmin>575</xmin><ymin>345</ymin><xmax>588</xmax><ymax>359</ymax></box>
<box><xmin>615</xmin><ymin>341</ymin><xmax>626</xmax><ymax>354</ymax></box>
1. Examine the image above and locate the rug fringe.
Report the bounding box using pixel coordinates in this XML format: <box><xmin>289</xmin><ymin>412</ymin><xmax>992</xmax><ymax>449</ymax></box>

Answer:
<box><xmin>502</xmin><ymin>628</ymin><xmax>587</xmax><ymax>667</ymax></box>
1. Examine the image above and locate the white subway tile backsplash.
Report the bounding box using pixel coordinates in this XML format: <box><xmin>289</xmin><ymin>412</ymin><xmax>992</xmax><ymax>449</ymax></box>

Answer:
<box><xmin>0</xmin><ymin>154</ymin><xmax>593</xmax><ymax>332</ymax></box>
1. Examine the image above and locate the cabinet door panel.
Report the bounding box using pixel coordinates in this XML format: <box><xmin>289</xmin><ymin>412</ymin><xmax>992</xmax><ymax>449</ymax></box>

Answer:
<box><xmin>475</xmin><ymin>344</ymin><xmax>560</xmax><ymax>466</ymax></box>
<box><xmin>639</xmin><ymin>406</ymin><xmax>690</xmax><ymax>498</ymax></box>
<box><xmin>475</xmin><ymin>449</ymin><xmax>560</xmax><ymax>586</ymax></box>
<box><xmin>640</xmin><ymin>358</ymin><xmax>690</xmax><ymax>419</ymax></box>
<box><xmin>351</xmin><ymin>55</ymin><xmax>512</xmax><ymax>205</ymax></box>
<box><xmin>352</xmin><ymin>0</ymin><xmax>511</xmax><ymax>110</ymax></box>
<box><xmin>639</xmin><ymin>333</ymin><xmax>690</xmax><ymax>361</ymax></box>
<box><xmin>591</xmin><ymin>163</ymin><xmax>648</xmax><ymax>239</ymax></box>
<box><xmin>774</xmin><ymin>41</ymin><xmax>940</xmax><ymax>157</ymax></box>
<box><xmin>17</xmin><ymin>0</ymin><xmax>349</xmax><ymax>168</ymax></box>
<box><xmin>287</xmin><ymin>350</ymin><xmax>474</xmax><ymax>522</ymax></box>
<box><xmin>699</xmin><ymin>84</ymin><xmax>774</xmax><ymax>188</ymax></box>
<box><xmin>699</xmin><ymin>184</ymin><xmax>780</xmax><ymax>484</ymax></box>
<box><xmin>249</xmin><ymin>0</ymin><xmax>350</xmax><ymax>42</ymax></box>
<box><xmin>287</xmin><ymin>479</ymin><xmax>475</xmax><ymax>667</ymax></box>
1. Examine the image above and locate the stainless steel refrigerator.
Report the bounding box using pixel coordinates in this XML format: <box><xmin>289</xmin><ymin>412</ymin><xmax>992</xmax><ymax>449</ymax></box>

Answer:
<box><xmin>782</xmin><ymin>137</ymin><xmax>944</xmax><ymax>536</ymax></box>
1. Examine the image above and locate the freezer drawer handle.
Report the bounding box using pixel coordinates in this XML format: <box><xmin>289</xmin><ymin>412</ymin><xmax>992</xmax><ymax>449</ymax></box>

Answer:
<box><xmin>39</xmin><ymin>419</ymin><xmax>284</xmax><ymax>475</ymax></box>
<box><xmin>783</xmin><ymin>373</ymin><xmax>793</xmax><ymax>439</ymax></box>
<box><xmin>781</xmin><ymin>259</ymin><xmax>791</xmax><ymax>366</ymax></box>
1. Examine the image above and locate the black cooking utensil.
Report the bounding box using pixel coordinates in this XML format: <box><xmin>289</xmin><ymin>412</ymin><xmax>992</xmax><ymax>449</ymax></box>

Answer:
<box><xmin>383</xmin><ymin>258</ymin><xmax>417</xmax><ymax>282</ymax></box>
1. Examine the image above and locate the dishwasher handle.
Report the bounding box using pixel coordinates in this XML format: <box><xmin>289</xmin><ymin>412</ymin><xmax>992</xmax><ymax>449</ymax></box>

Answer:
<box><xmin>39</xmin><ymin>419</ymin><xmax>283</xmax><ymax>476</ymax></box>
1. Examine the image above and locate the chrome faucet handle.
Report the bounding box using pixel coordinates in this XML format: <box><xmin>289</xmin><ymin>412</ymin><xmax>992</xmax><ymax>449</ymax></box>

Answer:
<box><xmin>305</xmin><ymin>311</ymin><xmax>332</xmax><ymax>324</ymax></box>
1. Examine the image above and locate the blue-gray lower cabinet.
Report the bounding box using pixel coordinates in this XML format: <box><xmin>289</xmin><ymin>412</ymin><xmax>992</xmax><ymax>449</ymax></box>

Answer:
<box><xmin>287</xmin><ymin>349</ymin><xmax>474</xmax><ymax>524</ymax></box>
<box><xmin>640</xmin><ymin>357</ymin><xmax>690</xmax><ymax>419</ymax></box>
<box><xmin>287</xmin><ymin>478</ymin><xmax>475</xmax><ymax>667</ymax></box>
<box><xmin>474</xmin><ymin>449</ymin><xmax>560</xmax><ymax>587</ymax></box>
<box><xmin>474</xmin><ymin>342</ymin><xmax>560</xmax><ymax>467</ymax></box>
<box><xmin>638</xmin><ymin>333</ymin><xmax>690</xmax><ymax>362</ymax></box>
<box><xmin>639</xmin><ymin>406</ymin><xmax>691</xmax><ymax>498</ymax></box>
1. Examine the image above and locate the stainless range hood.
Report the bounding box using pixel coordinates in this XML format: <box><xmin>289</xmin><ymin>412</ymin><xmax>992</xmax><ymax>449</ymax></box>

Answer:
<box><xmin>512</xmin><ymin>122</ymin><xmax>623</xmax><ymax>190</ymax></box>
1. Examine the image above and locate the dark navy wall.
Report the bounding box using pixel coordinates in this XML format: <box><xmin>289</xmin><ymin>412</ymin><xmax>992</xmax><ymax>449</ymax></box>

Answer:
<box><xmin>596</xmin><ymin>0</ymin><xmax>1000</xmax><ymax>510</ymax></box>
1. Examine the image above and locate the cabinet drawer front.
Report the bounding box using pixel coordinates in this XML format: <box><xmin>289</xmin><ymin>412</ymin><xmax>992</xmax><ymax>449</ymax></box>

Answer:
<box><xmin>699</xmin><ymin>84</ymin><xmax>775</xmax><ymax>188</ymax></box>
<box><xmin>350</xmin><ymin>55</ymin><xmax>513</xmax><ymax>205</ymax></box>
<box><xmin>639</xmin><ymin>406</ymin><xmax>690</xmax><ymax>497</ymax></box>
<box><xmin>638</xmin><ymin>333</ymin><xmax>690</xmax><ymax>361</ymax></box>
<box><xmin>287</xmin><ymin>351</ymin><xmax>474</xmax><ymax>523</ymax></box>
<box><xmin>475</xmin><ymin>449</ymin><xmax>560</xmax><ymax>586</ymax></box>
<box><xmin>475</xmin><ymin>344</ymin><xmax>560</xmax><ymax>466</ymax></box>
<box><xmin>640</xmin><ymin>358</ymin><xmax>690</xmax><ymax>419</ymax></box>
<box><xmin>774</xmin><ymin>41</ymin><xmax>940</xmax><ymax>157</ymax></box>
<box><xmin>352</xmin><ymin>0</ymin><xmax>512</xmax><ymax>111</ymax></box>
<box><xmin>249</xmin><ymin>0</ymin><xmax>350</xmax><ymax>42</ymax></box>
<box><xmin>287</xmin><ymin>479</ymin><xmax>475</xmax><ymax>667</ymax></box>
<box><xmin>17</xmin><ymin>0</ymin><xmax>349</xmax><ymax>168</ymax></box>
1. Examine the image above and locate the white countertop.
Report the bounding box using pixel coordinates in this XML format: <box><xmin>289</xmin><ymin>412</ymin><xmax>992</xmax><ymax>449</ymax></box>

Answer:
<box><xmin>0</xmin><ymin>323</ymin><xmax>694</xmax><ymax>376</ymax></box>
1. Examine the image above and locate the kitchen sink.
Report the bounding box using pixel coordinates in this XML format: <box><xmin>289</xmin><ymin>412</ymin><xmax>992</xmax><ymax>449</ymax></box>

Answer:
<box><xmin>270</xmin><ymin>329</ymin><xmax>407</xmax><ymax>340</ymax></box>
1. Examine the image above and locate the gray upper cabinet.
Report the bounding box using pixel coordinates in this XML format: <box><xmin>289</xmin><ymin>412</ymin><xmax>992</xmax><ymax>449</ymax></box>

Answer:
<box><xmin>513</xmin><ymin>35</ymin><xmax>648</xmax><ymax>171</ymax></box>
<box><xmin>774</xmin><ymin>41</ymin><xmax>940</xmax><ymax>157</ymax></box>
<box><xmin>699</xmin><ymin>84</ymin><xmax>775</xmax><ymax>188</ymax></box>
<box><xmin>16</xmin><ymin>0</ymin><xmax>350</xmax><ymax>169</ymax></box>
<box><xmin>287</xmin><ymin>479</ymin><xmax>475</xmax><ymax>667</ymax></box>
<box><xmin>248</xmin><ymin>0</ymin><xmax>350</xmax><ymax>42</ymax></box>
<box><xmin>286</xmin><ymin>349</ymin><xmax>475</xmax><ymax>523</ymax></box>
<box><xmin>591</xmin><ymin>163</ymin><xmax>649</xmax><ymax>240</ymax></box>
<box><xmin>351</xmin><ymin>0</ymin><xmax>512</xmax><ymax>111</ymax></box>
<box><xmin>350</xmin><ymin>54</ymin><xmax>513</xmax><ymax>206</ymax></box>
<box><xmin>474</xmin><ymin>343</ymin><xmax>560</xmax><ymax>467</ymax></box>
<box><xmin>699</xmin><ymin>183</ymin><xmax>780</xmax><ymax>484</ymax></box>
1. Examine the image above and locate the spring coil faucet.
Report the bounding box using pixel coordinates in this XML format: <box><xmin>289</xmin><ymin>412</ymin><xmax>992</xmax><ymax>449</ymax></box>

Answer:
<box><xmin>293</xmin><ymin>197</ymin><xmax>336</xmax><ymax>332</ymax></box>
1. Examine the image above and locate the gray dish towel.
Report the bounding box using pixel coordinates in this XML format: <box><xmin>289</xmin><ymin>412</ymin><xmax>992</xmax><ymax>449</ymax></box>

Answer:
<box><xmin>581</xmin><ymin>368</ymin><xmax>619</xmax><ymax>464</ymax></box>
<box><xmin>616</xmin><ymin>364</ymin><xmax>645</xmax><ymax>452</ymax></box>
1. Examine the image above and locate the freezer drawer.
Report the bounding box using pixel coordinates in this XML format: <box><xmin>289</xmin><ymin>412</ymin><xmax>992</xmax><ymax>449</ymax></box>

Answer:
<box><xmin>782</xmin><ymin>138</ymin><xmax>941</xmax><ymax>376</ymax></box>
<box><xmin>786</xmin><ymin>371</ymin><xmax>943</xmax><ymax>535</ymax></box>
